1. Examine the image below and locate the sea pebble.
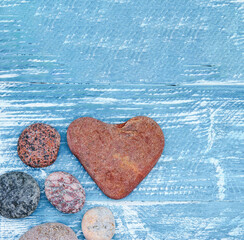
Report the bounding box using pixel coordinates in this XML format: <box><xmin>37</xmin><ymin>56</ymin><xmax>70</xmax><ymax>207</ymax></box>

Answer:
<box><xmin>45</xmin><ymin>171</ymin><xmax>85</xmax><ymax>213</ymax></box>
<box><xmin>82</xmin><ymin>207</ymin><xmax>115</xmax><ymax>240</ymax></box>
<box><xmin>67</xmin><ymin>116</ymin><xmax>164</xmax><ymax>199</ymax></box>
<box><xmin>18</xmin><ymin>123</ymin><xmax>61</xmax><ymax>168</ymax></box>
<box><xmin>0</xmin><ymin>171</ymin><xmax>40</xmax><ymax>219</ymax></box>
<box><xmin>19</xmin><ymin>222</ymin><xmax>78</xmax><ymax>240</ymax></box>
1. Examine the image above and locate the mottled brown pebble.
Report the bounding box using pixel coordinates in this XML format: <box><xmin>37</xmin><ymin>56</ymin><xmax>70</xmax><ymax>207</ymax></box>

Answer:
<box><xmin>18</xmin><ymin>123</ymin><xmax>61</xmax><ymax>168</ymax></box>
<box><xmin>67</xmin><ymin>116</ymin><xmax>164</xmax><ymax>199</ymax></box>
<box><xmin>19</xmin><ymin>222</ymin><xmax>78</xmax><ymax>240</ymax></box>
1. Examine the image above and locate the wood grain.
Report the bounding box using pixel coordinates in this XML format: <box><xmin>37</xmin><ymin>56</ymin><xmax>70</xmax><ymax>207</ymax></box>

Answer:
<box><xmin>0</xmin><ymin>0</ymin><xmax>243</xmax><ymax>239</ymax></box>
<box><xmin>1</xmin><ymin>201</ymin><xmax>244</xmax><ymax>239</ymax></box>
<box><xmin>0</xmin><ymin>0</ymin><xmax>243</xmax><ymax>85</ymax></box>
<box><xmin>0</xmin><ymin>82</ymin><xmax>243</xmax><ymax>239</ymax></box>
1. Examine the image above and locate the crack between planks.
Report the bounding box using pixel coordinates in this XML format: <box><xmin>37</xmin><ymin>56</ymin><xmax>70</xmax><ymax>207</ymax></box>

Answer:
<box><xmin>0</xmin><ymin>80</ymin><xmax>244</xmax><ymax>88</ymax></box>
<box><xmin>85</xmin><ymin>200</ymin><xmax>244</xmax><ymax>206</ymax></box>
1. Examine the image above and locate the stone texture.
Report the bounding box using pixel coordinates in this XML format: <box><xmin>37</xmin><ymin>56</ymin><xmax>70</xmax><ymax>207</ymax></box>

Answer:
<box><xmin>67</xmin><ymin>116</ymin><xmax>164</xmax><ymax>199</ymax></box>
<box><xmin>0</xmin><ymin>171</ymin><xmax>40</xmax><ymax>219</ymax></box>
<box><xmin>18</xmin><ymin>123</ymin><xmax>61</xmax><ymax>168</ymax></box>
<box><xmin>19</xmin><ymin>222</ymin><xmax>78</xmax><ymax>240</ymax></box>
<box><xmin>82</xmin><ymin>207</ymin><xmax>115</xmax><ymax>240</ymax></box>
<box><xmin>45</xmin><ymin>171</ymin><xmax>85</xmax><ymax>213</ymax></box>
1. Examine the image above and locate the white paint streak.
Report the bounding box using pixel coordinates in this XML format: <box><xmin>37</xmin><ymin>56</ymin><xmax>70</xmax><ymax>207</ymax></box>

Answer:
<box><xmin>122</xmin><ymin>205</ymin><xmax>149</xmax><ymax>239</ymax></box>
<box><xmin>186</xmin><ymin>80</ymin><xmax>244</xmax><ymax>86</ymax></box>
<box><xmin>0</xmin><ymin>20</ymin><xmax>14</xmax><ymax>23</ymax></box>
<box><xmin>206</xmin><ymin>102</ymin><xmax>229</xmax><ymax>153</ymax></box>
<box><xmin>162</xmin><ymin>156</ymin><xmax>173</xmax><ymax>162</ymax></box>
<box><xmin>134</xmin><ymin>100</ymin><xmax>194</xmax><ymax>105</ymax></box>
<box><xmin>0</xmin><ymin>152</ymin><xmax>5</xmax><ymax>165</ymax></box>
<box><xmin>39</xmin><ymin>169</ymin><xmax>47</xmax><ymax>180</ymax></box>
<box><xmin>0</xmin><ymin>74</ymin><xmax>19</xmax><ymax>78</ymax></box>
<box><xmin>0</xmin><ymin>101</ymin><xmax>75</xmax><ymax>108</ymax></box>
<box><xmin>206</xmin><ymin>108</ymin><xmax>216</xmax><ymax>152</ymax></box>
<box><xmin>228</xmin><ymin>226</ymin><xmax>243</xmax><ymax>236</ymax></box>
<box><xmin>210</xmin><ymin>158</ymin><xmax>225</xmax><ymax>201</ymax></box>
<box><xmin>86</xmin><ymin>200</ymin><xmax>202</xmax><ymax>206</ymax></box>
<box><xmin>80</xmin><ymin>97</ymin><xmax>119</xmax><ymax>104</ymax></box>
<box><xmin>0</xmin><ymin>167</ymin><xmax>24</xmax><ymax>175</ymax></box>
<box><xmin>85</xmin><ymin>88</ymin><xmax>145</xmax><ymax>92</ymax></box>
<box><xmin>27</xmin><ymin>59</ymin><xmax>57</xmax><ymax>63</ymax></box>
<box><xmin>230</xmin><ymin>0</ymin><xmax>244</xmax><ymax>3</ymax></box>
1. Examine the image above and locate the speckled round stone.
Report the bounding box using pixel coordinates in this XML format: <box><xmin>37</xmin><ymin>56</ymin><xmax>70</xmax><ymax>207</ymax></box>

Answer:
<box><xmin>45</xmin><ymin>171</ymin><xmax>85</xmax><ymax>213</ymax></box>
<box><xmin>18</xmin><ymin>123</ymin><xmax>61</xmax><ymax>168</ymax></box>
<box><xmin>19</xmin><ymin>222</ymin><xmax>78</xmax><ymax>240</ymax></box>
<box><xmin>0</xmin><ymin>171</ymin><xmax>40</xmax><ymax>219</ymax></box>
<box><xmin>82</xmin><ymin>207</ymin><xmax>115</xmax><ymax>240</ymax></box>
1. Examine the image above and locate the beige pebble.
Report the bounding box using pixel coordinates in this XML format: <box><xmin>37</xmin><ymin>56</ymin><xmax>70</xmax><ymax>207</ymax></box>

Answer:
<box><xmin>82</xmin><ymin>207</ymin><xmax>115</xmax><ymax>240</ymax></box>
<box><xmin>19</xmin><ymin>222</ymin><xmax>78</xmax><ymax>240</ymax></box>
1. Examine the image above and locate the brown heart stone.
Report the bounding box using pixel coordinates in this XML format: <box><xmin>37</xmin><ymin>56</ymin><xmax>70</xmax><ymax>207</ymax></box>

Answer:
<box><xmin>67</xmin><ymin>116</ymin><xmax>164</xmax><ymax>199</ymax></box>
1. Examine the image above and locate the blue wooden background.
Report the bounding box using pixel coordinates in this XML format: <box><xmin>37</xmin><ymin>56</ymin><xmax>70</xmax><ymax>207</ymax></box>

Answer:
<box><xmin>0</xmin><ymin>0</ymin><xmax>244</xmax><ymax>239</ymax></box>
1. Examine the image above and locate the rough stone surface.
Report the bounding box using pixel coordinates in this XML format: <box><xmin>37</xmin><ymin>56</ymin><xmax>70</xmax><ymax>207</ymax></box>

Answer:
<box><xmin>67</xmin><ymin>116</ymin><xmax>164</xmax><ymax>199</ymax></box>
<box><xmin>82</xmin><ymin>207</ymin><xmax>115</xmax><ymax>240</ymax></box>
<box><xmin>19</xmin><ymin>222</ymin><xmax>78</xmax><ymax>240</ymax></box>
<box><xmin>0</xmin><ymin>171</ymin><xmax>40</xmax><ymax>219</ymax></box>
<box><xmin>45</xmin><ymin>171</ymin><xmax>85</xmax><ymax>213</ymax></box>
<box><xmin>18</xmin><ymin>123</ymin><xmax>61</xmax><ymax>168</ymax></box>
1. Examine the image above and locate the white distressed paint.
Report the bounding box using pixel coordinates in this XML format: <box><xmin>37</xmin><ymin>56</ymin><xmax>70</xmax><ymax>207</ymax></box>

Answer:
<box><xmin>0</xmin><ymin>74</ymin><xmax>19</xmax><ymax>78</ymax></box>
<box><xmin>210</xmin><ymin>158</ymin><xmax>225</xmax><ymax>201</ymax></box>
<box><xmin>0</xmin><ymin>20</ymin><xmax>14</xmax><ymax>23</ymax></box>
<box><xmin>206</xmin><ymin>108</ymin><xmax>216</xmax><ymax>152</ymax></box>
<box><xmin>85</xmin><ymin>200</ymin><xmax>203</xmax><ymax>206</ymax></box>
<box><xmin>77</xmin><ymin>97</ymin><xmax>119</xmax><ymax>104</ymax></box>
<box><xmin>206</xmin><ymin>101</ymin><xmax>230</xmax><ymax>153</ymax></box>
<box><xmin>230</xmin><ymin>0</ymin><xmax>244</xmax><ymax>3</ymax></box>
<box><xmin>227</xmin><ymin>130</ymin><xmax>244</xmax><ymax>140</ymax></box>
<box><xmin>27</xmin><ymin>59</ymin><xmax>57</xmax><ymax>63</ymax></box>
<box><xmin>85</xmin><ymin>88</ymin><xmax>146</xmax><ymax>92</ymax></box>
<box><xmin>39</xmin><ymin>169</ymin><xmax>47</xmax><ymax>180</ymax></box>
<box><xmin>133</xmin><ymin>99</ymin><xmax>195</xmax><ymax>105</ymax></box>
<box><xmin>122</xmin><ymin>205</ymin><xmax>149</xmax><ymax>239</ymax></box>
<box><xmin>186</xmin><ymin>80</ymin><xmax>244</xmax><ymax>86</ymax></box>
<box><xmin>0</xmin><ymin>102</ymin><xmax>76</xmax><ymax>108</ymax></box>
<box><xmin>228</xmin><ymin>226</ymin><xmax>243</xmax><ymax>236</ymax></box>
<box><xmin>182</xmin><ymin>72</ymin><xmax>219</xmax><ymax>77</ymax></box>
<box><xmin>0</xmin><ymin>167</ymin><xmax>24</xmax><ymax>175</ymax></box>
<box><xmin>0</xmin><ymin>1</ymin><xmax>243</xmax><ymax>239</ymax></box>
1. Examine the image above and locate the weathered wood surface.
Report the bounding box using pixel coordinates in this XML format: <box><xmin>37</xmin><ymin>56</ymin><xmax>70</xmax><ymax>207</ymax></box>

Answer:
<box><xmin>1</xmin><ymin>0</ymin><xmax>243</xmax><ymax>85</ymax></box>
<box><xmin>0</xmin><ymin>0</ymin><xmax>244</xmax><ymax>239</ymax></box>
<box><xmin>1</xmin><ymin>83</ymin><xmax>243</xmax><ymax>239</ymax></box>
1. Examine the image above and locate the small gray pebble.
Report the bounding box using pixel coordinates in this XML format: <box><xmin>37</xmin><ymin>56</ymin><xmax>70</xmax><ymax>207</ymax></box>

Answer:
<box><xmin>82</xmin><ymin>207</ymin><xmax>115</xmax><ymax>240</ymax></box>
<box><xmin>0</xmin><ymin>171</ymin><xmax>40</xmax><ymax>219</ymax></box>
<box><xmin>19</xmin><ymin>222</ymin><xmax>78</xmax><ymax>240</ymax></box>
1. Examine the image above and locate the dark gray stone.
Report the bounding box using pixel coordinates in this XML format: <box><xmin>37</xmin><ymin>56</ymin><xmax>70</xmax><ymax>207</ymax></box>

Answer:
<box><xmin>0</xmin><ymin>171</ymin><xmax>40</xmax><ymax>219</ymax></box>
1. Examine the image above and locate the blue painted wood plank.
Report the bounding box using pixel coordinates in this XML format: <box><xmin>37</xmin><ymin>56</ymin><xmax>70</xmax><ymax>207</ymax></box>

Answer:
<box><xmin>1</xmin><ymin>201</ymin><xmax>244</xmax><ymax>239</ymax></box>
<box><xmin>1</xmin><ymin>0</ymin><xmax>244</xmax><ymax>239</ymax></box>
<box><xmin>0</xmin><ymin>0</ymin><xmax>243</xmax><ymax>84</ymax></box>
<box><xmin>0</xmin><ymin>82</ymin><xmax>243</xmax><ymax>239</ymax></box>
<box><xmin>0</xmin><ymin>83</ymin><xmax>243</xmax><ymax>202</ymax></box>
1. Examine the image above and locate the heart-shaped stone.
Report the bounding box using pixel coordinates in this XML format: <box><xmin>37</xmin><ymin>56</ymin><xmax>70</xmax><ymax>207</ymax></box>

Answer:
<box><xmin>67</xmin><ymin>116</ymin><xmax>164</xmax><ymax>199</ymax></box>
